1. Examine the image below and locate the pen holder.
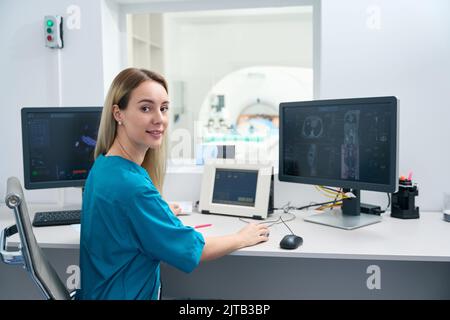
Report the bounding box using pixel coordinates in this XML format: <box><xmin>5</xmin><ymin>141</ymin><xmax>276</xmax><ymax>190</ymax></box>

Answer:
<box><xmin>391</xmin><ymin>179</ymin><xmax>420</xmax><ymax>219</ymax></box>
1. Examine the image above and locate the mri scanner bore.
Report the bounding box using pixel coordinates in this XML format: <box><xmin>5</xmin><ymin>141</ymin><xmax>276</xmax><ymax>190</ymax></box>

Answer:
<box><xmin>197</xmin><ymin>66</ymin><xmax>313</xmax><ymax>164</ymax></box>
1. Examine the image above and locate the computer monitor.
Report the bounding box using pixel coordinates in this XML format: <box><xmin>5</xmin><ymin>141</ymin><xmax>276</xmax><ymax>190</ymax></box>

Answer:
<box><xmin>21</xmin><ymin>107</ymin><xmax>102</xmax><ymax>190</ymax></box>
<box><xmin>279</xmin><ymin>96</ymin><xmax>398</xmax><ymax>229</ymax></box>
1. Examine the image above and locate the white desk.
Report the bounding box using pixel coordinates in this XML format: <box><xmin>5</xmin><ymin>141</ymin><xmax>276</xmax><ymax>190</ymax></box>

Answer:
<box><xmin>0</xmin><ymin>204</ymin><xmax>81</xmax><ymax>249</ymax></box>
<box><xmin>180</xmin><ymin>210</ymin><xmax>450</xmax><ymax>262</ymax></box>
<box><xmin>1</xmin><ymin>205</ymin><xmax>450</xmax><ymax>299</ymax></box>
<box><xmin>2</xmin><ymin>205</ymin><xmax>449</xmax><ymax>261</ymax></box>
<box><xmin>163</xmin><ymin>211</ymin><xmax>450</xmax><ymax>299</ymax></box>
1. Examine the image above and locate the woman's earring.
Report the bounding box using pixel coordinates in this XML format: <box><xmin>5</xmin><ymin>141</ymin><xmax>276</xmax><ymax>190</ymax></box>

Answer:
<box><xmin>118</xmin><ymin>121</ymin><xmax>122</xmax><ymax>125</ymax></box>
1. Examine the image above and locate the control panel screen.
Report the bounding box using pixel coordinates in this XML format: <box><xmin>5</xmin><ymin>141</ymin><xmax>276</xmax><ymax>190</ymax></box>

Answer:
<box><xmin>212</xmin><ymin>169</ymin><xmax>258</xmax><ymax>207</ymax></box>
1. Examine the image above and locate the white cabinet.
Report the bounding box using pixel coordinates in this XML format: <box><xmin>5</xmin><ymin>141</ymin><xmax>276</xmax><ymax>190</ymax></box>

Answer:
<box><xmin>127</xmin><ymin>13</ymin><xmax>163</xmax><ymax>74</ymax></box>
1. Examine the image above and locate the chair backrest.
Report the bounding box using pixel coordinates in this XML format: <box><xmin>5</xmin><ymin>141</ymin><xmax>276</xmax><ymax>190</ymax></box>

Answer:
<box><xmin>2</xmin><ymin>177</ymin><xmax>70</xmax><ymax>300</ymax></box>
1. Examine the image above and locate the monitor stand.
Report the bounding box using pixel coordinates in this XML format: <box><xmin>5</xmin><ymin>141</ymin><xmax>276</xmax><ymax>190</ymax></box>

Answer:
<box><xmin>303</xmin><ymin>211</ymin><xmax>381</xmax><ymax>230</ymax></box>
<box><xmin>303</xmin><ymin>189</ymin><xmax>381</xmax><ymax>230</ymax></box>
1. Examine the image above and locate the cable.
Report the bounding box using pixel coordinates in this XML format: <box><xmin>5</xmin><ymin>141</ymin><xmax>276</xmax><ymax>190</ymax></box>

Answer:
<box><xmin>273</xmin><ymin>202</ymin><xmax>295</xmax><ymax>213</ymax></box>
<box><xmin>265</xmin><ymin>213</ymin><xmax>295</xmax><ymax>228</ymax></box>
<box><xmin>273</xmin><ymin>185</ymin><xmax>354</xmax><ymax>214</ymax></box>
<box><xmin>375</xmin><ymin>192</ymin><xmax>391</xmax><ymax>214</ymax></box>
<box><xmin>315</xmin><ymin>185</ymin><xmax>339</xmax><ymax>198</ymax></box>
<box><xmin>314</xmin><ymin>188</ymin><xmax>344</xmax><ymax>211</ymax></box>
<box><xmin>386</xmin><ymin>193</ymin><xmax>391</xmax><ymax>210</ymax></box>
<box><xmin>238</xmin><ymin>212</ymin><xmax>295</xmax><ymax>228</ymax></box>
<box><xmin>280</xmin><ymin>215</ymin><xmax>294</xmax><ymax>235</ymax></box>
<box><xmin>261</xmin><ymin>216</ymin><xmax>282</xmax><ymax>228</ymax></box>
<box><xmin>238</xmin><ymin>216</ymin><xmax>280</xmax><ymax>225</ymax></box>
<box><xmin>331</xmin><ymin>188</ymin><xmax>342</xmax><ymax>208</ymax></box>
<box><xmin>316</xmin><ymin>201</ymin><xmax>343</xmax><ymax>211</ymax></box>
<box><xmin>296</xmin><ymin>200</ymin><xmax>342</xmax><ymax>210</ymax></box>
<box><xmin>274</xmin><ymin>199</ymin><xmax>344</xmax><ymax>213</ymax></box>
<box><xmin>320</xmin><ymin>186</ymin><xmax>341</xmax><ymax>193</ymax></box>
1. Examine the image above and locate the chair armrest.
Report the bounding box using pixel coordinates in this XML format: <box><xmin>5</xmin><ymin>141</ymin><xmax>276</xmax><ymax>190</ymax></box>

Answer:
<box><xmin>0</xmin><ymin>225</ymin><xmax>24</xmax><ymax>265</ymax></box>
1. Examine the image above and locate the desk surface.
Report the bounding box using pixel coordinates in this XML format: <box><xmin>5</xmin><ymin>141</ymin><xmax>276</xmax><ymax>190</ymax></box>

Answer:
<box><xmin>1</xmin><ymin>204</ymin><xmax>450</xmax><ymax>262</ymax></box>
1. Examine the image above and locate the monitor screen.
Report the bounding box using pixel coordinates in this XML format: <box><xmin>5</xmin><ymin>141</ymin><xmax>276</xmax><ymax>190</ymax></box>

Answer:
<box><xmin>21</xmin><ymin>107</ymin><xmax>102</xmax><ymax>189</ymax></box>
<box><xmin>212</xmin><ymin>168</ymin><xmax>258</xmax><ymax>207</ymax></box>
<box><xmin>279</xmin><ymin>96</ymin><xmax>398</xmax><ymax>229</ymax></box>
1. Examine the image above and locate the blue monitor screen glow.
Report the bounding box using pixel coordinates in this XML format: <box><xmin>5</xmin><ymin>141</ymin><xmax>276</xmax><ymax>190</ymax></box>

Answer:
<box><xmin>212</xmin><ymin>169</ymin><xmax>258</xmax><ymax>207</ymax></box>
<box><xmin>279</xmin><ymin>96</ymin><xmax>398</xmax><ymax>229</ymax></box>
<box><xmin>21</xmin><ymin>107</ymin><xmax>102</xmax><ymax>190</ymax></box>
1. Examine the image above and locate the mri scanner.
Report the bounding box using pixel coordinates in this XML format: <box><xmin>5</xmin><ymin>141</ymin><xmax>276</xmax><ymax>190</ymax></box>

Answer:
<box><xmin>197</xmin><ymin>66</ymin><xmax>313</xmax><ymax>164</ymax></box>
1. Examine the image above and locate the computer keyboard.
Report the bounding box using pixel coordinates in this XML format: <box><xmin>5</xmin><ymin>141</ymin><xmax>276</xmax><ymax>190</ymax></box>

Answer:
<box><xmin>32</xmin><ymin>210</ymin><xmax>81</xmax><ymax>227</ymax></box>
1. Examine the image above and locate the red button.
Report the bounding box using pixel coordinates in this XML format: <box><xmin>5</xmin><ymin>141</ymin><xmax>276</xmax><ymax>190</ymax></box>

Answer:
<box><xmin>47</xmin><ymin>35</ymin><xmax>53</xmax><ymax>41</ymax></box>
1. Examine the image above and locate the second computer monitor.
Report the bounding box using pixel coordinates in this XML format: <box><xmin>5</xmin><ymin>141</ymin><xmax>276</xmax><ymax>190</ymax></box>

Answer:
<box><xmin>21</xmin><ymin>107</ymin><xmax>102</xmax><ymax>190</ymax></box>
<box><xmin>279</xmin><ymin>96</ymin><xmax>398</xmax><ymax>229</ymax></box>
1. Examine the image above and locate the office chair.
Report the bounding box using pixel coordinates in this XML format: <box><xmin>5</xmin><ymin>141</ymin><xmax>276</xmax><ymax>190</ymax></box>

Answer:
<box><xmin>0</xmin><ymin>177</ymin><xmax>73</xmax><ymax>300</ymax></box>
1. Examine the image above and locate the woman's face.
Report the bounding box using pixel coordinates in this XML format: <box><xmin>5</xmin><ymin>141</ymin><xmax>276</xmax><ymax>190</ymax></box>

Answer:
<box><xmin>120</xmin><ymin>80</ymin><xmax>169</xmax><ymax>150</ymax></box>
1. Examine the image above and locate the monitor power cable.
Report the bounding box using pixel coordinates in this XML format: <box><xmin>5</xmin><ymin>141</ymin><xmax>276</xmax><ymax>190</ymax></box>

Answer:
<box><xmin>385</xmin><ymin>192</ymin><xmax>391</xmax><ymax>211</ymax></box>
<box><xmin>273</xmin><ymin>200</ymin><xmax>343</xmax><ymax>213</ymax></box>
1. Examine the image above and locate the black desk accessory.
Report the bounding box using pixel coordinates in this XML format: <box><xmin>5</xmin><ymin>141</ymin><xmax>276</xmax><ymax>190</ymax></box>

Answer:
<box><xmin>391</xmin><ymin>177</ymin><xmax>419</xmax><ymax>219</ymax></box>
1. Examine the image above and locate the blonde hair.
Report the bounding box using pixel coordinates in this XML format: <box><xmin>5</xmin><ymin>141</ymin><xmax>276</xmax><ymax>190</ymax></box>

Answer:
<box><xmin>95</xmin><ymin>68</ymin><xmax>169</xmax><ymax>193</ymax></box>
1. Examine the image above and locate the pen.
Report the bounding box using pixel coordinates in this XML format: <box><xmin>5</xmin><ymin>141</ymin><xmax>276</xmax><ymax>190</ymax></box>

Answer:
<box><xmin>408</xmin><ymin>171</ymin><xmax>413</xmax><ymax>181</ymax></box>
<box><xmin>194</xmin><ymin>224</ymin><xmax>212</xmax><ymax>229</ymax></box>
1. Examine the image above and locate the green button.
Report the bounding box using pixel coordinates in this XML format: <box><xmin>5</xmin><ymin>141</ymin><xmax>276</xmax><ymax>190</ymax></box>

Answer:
<box><xmin>47</xmin><ymin>20</ymin><xmax>54</xmax><ymax>27</ymax></box>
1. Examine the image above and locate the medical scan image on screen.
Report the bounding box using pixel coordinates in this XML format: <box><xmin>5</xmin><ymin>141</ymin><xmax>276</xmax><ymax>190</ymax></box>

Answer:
<box><xmin>282</xmin><ymin>104</ymin><xmax>392</xmax><ymax>185</ymax></box>
<box><xmin>26</xmin><ymin>112</ymin><xmax>100</xmax><ymax>183</ymax></box>
<box><xmin>212</xmin><ymin>169</ymin><xmax>258</xmax><ymax>207</ymax></box>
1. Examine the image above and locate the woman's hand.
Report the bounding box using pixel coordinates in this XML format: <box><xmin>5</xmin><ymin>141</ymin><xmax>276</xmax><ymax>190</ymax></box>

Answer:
<box><xmin>201</xmin><ymin>223</ymin><xmax>269</xmax><ymax>261</ymax></box>
<box><xmin>236</xmin><ymin>223</ymin><xmax>269</xmax><ymax>248</ymax></box>
<box><xmin>169</xmin><ymin>203</ymin><xmax>182</xmax><ymax>216</ymax></box>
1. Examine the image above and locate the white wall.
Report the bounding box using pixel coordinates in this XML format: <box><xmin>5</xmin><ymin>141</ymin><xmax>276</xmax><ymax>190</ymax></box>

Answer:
<box><xmin>101</xmin><ymin>0</ymin><xmax>127</xmax><ymax>94</ymax></box>
<box><xmin>324</xmin><ymin>0</ymin><xmax>450</xmax><ymax>211</ymax></box>
<box><xmin>0</xmin><ymin>0</ymin><xmax>106</xmax><ymax>204</ymax></box>
<box><xmin>276</xmin><ymin>0</ymin><xmax>450</xmax><ymax>211</ymax></box>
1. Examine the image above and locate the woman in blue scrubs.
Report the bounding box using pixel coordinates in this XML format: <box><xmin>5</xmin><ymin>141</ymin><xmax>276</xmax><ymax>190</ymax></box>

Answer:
<box><xmin>79</xmin><ymin>68</ymin><xmax>269</xmax><ymax>300</ymax></box>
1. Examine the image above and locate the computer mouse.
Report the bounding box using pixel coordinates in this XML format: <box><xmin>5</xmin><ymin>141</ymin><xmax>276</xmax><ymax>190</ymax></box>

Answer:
<box><xmin>279</xmin><ymin>234</ymin><xmax>303</xmax><ymax>250</ymax></box>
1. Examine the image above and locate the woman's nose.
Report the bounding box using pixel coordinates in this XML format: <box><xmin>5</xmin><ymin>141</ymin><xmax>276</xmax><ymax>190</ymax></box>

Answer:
<box><xmin>152</xmin><ymin>110</ymin><xmax>163</xmax><ymax>124</ymax></box>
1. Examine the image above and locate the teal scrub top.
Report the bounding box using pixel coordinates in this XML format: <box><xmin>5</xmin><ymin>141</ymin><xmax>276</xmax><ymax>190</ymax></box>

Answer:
<box><xmin>79</xmin><ymin>154</ymin><xmax>205</xmax><ymax>300</ymax></box>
